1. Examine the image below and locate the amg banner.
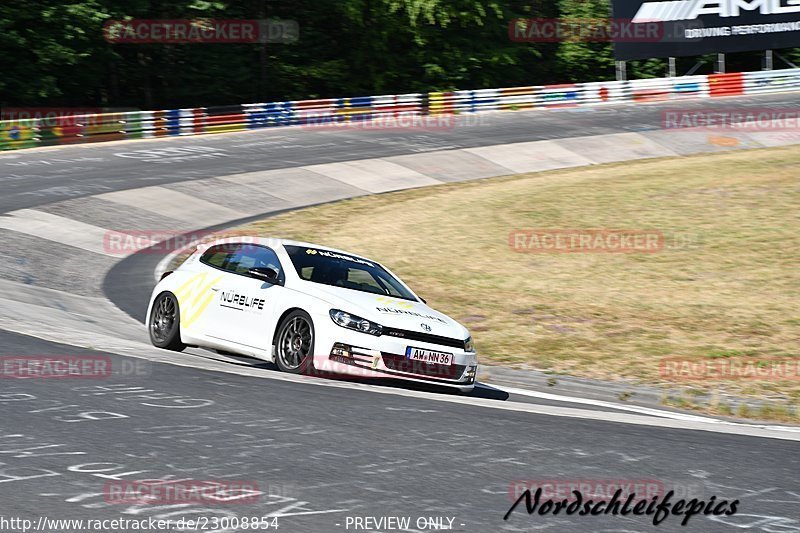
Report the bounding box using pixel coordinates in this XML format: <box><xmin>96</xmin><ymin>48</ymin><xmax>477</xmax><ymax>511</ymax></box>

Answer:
<box><xmin>611</xmin><ymin>0</ymin><xmax>800</xmax><ymax>60</ymax></box>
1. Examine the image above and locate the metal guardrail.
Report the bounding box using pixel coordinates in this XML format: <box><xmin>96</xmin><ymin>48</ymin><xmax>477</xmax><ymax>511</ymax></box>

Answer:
<box><xmin>3</xmin><ymin>68</ymin><xmax>800</xmax><ymax>151</ymax></box>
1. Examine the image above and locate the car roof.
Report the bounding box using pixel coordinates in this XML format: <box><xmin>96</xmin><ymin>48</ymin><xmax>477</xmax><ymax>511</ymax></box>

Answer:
<box><xmin>202</xmin><ymin>236</ymin><xmax>372</xmax><ymax>261</ymax></box>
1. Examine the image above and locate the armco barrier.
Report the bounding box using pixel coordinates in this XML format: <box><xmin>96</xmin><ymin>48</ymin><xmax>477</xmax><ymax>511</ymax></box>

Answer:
<box><xmin>3</xmin><ymin>68</ymin><xmax>800</xmax><ymax>151</ymax></box>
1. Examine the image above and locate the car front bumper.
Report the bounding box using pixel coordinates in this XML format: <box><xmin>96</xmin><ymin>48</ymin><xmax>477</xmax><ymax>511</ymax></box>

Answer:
<box><xmin>312</xmin><ymin>327</ymin><xmax>478</xmax><ymax>390</ymax></box>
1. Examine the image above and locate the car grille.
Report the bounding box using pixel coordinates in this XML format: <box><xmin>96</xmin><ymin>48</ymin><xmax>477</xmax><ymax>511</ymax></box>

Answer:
<box><xmin>381</xmin><ymin>353</ymin><xmax>466</xmax><ymax>379</ymax></box>
<box><xmin>381</xmin><ymin>327</ymin><xmax>465</xmax><ymax>349</ymax></box>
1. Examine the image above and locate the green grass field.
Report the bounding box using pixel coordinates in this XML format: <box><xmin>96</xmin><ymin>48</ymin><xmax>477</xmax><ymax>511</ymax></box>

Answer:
<box><xmin>227</xmin><ymin>146</ymin><xmax>800</xmax><ymax>417</ymax></box>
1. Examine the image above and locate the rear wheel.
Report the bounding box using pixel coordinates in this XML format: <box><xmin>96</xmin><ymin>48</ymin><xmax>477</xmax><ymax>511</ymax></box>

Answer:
<box><xmin>275</xmin><ymin>310</ymin><xmax>315</xmax><ymax>374</ymax></box>
<box><xmin>149</xmin><ymin>292</ymin><xmax>186</xmax><ymax>352</ymax></box>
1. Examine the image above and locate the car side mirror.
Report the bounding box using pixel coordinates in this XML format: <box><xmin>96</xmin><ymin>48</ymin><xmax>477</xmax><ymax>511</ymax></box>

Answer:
<box><xmin>248</xmin><ymin>267</ymin><xmax>280</xmax><ymax>284</ymax></box>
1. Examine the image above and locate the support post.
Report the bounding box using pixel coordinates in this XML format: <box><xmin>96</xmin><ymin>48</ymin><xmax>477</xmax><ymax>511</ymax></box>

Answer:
<box><xmin>615</xmin><ymin>60</ymin><xmax>627</xmax><ymax>81</ymax></box>
<box><xmin>668</xmin><ymin>57</ymin><xmax>677</xmax><ymax>77</ymax></box>
<box><xmin>764</xmin><ymin>49</ymin><xmax>773</xmax><ymax>70</ymax></box>
<box><xmin>716</xmin><ymin>53</ymin><xmax>725</xmax><ymax>73</ymax></box>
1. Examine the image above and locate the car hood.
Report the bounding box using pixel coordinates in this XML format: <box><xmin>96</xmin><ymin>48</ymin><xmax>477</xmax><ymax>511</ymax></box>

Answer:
<box><xmin>302</xmin><ymin>283</ymin><xmax>469</xmax><ymax>340</ymax></box>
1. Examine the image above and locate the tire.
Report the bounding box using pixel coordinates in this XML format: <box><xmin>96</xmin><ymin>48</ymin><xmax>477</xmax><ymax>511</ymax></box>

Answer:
<box><xmin>274</xmin><ymin>310</ymin><xmax>316</xmax><ymax>375</ymax></box>
<box><xmin>148</xmin><ymin>292</ymin><xmax>186</xmax><ymax>352</ymax></box>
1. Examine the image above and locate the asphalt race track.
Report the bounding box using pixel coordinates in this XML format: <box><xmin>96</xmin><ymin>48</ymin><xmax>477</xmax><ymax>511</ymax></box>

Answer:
<box><xmin>3</xmin><ymin>91</ymin><xmax>800</xmax><ymax>214</ymax></box>
<box><xmin>2</xmin><ymin>329</ymin><xmax>799</xmax><ymax>533</ymax></box>
<box><xmin>2</xmin><ymin>94</ymin><xmax>800</xmax><ymax>532</ymax></box>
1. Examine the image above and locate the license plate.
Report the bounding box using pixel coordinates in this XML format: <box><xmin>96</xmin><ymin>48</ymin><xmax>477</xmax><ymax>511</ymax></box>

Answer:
<box><xmin>405</xmin><ymin>346</ymin><xmax>453</xmax><ymax>365</ymax></box>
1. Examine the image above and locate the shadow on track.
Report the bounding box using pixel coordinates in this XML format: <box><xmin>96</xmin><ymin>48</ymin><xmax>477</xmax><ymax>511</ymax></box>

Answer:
<box><xmin>181</xmin><ymin>347</ymin><xmax>510</xmax><ymax>401</ymax></box>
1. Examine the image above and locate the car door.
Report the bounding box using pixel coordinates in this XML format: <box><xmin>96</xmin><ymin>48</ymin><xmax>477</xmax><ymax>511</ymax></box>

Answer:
<box><xmin>173</xmin><ymin>244</ymin><xmax>233</xmax><ymax>338</ymax></box>
<box><xmin>203</xmin><ymin>243</ymin><xmax>286</xmax><ymax>354</ymax></box>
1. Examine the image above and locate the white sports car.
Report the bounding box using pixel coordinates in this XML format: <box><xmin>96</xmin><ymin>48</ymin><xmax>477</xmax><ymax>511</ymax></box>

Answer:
<box><xmin>146</xmin><ymin>238</ymin><xmax>478</xmax><ymax>391</ymax></box>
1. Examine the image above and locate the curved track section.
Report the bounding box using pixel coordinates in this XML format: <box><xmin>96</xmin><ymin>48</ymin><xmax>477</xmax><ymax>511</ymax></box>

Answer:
<box><xmin>2</xmin><ymin>93</ymin><xmax>800</xmax><ymax>532</ymax></box>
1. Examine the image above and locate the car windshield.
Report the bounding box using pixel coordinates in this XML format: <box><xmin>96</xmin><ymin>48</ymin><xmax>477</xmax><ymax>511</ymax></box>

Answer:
<box><xmin>284</xmin><ymin>245</ymin><xmax>418</xmax><ymax>301</ymax></box>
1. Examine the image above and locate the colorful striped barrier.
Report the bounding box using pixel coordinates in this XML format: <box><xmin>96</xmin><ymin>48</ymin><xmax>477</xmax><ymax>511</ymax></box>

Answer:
<box><xmin>708</xmin><ymin>73</ymin><xmax>745</xmax><ymax>97</ymax></box>
<box><xmin>498</xmin><ymin>87</ymin><xmax>537</xmax><ymax>111</ymax></box>
<box><xmin>539</xmin><ymin>84</ymin><xmax>580</xmax><ymax>107</ymax></box>
<box><xmin>244</xmin><ymin>102</ymin><xmax>293</xmax><ymax>128</ymax></box>
<box><xmin>3</xmin><ymin>68</ymin><xmax>800</xmax><ymax>150</ymax></box>
<box><xmin>744</xmin><ymin>70</ymin><xmax>800</xmax><ymax>94</ymax></box>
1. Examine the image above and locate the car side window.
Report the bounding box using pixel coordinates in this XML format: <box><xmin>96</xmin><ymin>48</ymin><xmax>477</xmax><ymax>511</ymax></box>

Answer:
<box><xmin>200</xmin><ymin>244</ymin><xmax>240</xmax><ymax>269</ymax></box>
<box><xmin>345</xmin><ymin>268</ymin><xmax>386</xmax><ymax>295</ymax></box>
<box><xmin>227</xmin><ymin>244</ymin><xmax>284</xmax><ymax>279</ymax></box>
<box><xmin>374</xmin><ymin>271</ymin><xmax>405</xmax><ymax>297</ymax></box>
<box><xmin>200</xmin><ymin>244</ymin><xmax>282</xmax><ymax>280</ymax></box>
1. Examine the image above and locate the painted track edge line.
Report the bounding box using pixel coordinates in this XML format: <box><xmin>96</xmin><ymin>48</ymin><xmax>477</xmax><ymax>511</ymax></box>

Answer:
<box><xmin>3</xmin><ymin>321</ymin><xmax>797</xmax><ymax>442</ymax></box>
<box><xmin>488</xmin><ymin>384</ymin><xmax>800</xmax><ymax>432</ymax></box>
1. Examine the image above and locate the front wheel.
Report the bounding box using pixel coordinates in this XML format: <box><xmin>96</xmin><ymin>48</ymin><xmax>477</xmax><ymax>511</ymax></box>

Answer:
<box><xmin>275</xmin><ymin>310</ymin><xmax>315</xmax><ymax>374</ymax></box>
<box><xmin>149</xmin><ymin>292</ymin><xmax>186</xmax><ymax>351</ymax></box>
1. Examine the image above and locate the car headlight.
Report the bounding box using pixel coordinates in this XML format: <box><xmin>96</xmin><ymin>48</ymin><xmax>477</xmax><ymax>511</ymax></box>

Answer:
<box><xmin>464</xmin><ymin>336</ymin><xmax>475</xmax><ymax>352</ymax></box>
<box><xmin>329</xmin><ymin>309</ymin><xmax>383</xmax><ymax>336</ymax></box>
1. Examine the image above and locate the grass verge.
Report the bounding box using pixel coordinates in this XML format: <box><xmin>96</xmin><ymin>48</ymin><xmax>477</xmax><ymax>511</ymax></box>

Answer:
<box><xmin>228</xmin><ymin>146</ymin><xmax>800</xmax><ymax>415</ymax></box>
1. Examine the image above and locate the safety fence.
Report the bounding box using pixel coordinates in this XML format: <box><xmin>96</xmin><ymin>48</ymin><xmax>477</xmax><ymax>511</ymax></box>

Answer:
<box><xmin>2</xmin><ymin>68</ymin><xmax>800</xmax><ymax>151</ymax></box>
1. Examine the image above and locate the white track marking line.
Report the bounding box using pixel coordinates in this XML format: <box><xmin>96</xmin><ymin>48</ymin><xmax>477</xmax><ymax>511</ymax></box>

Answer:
<box><xmin>2</xmin><ymin>279</ymin><xmax>792</xmax><ymax>440</ymax></box>
<box><xmin>487</xmin><ymin>384</ymin><xmax>721</xmax><ymax>423</ymax></box>
<box><xmin>3</xmin><ymin>309</ymin><xmax>799</xmax><ymax>441</ymax></box>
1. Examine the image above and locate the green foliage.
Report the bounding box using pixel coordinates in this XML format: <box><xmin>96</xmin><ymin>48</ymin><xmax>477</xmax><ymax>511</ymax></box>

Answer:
<box><xmin>0</xmin><ymin>0</ymin><xmax>795</xmax><ymax>108</ymax></box>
